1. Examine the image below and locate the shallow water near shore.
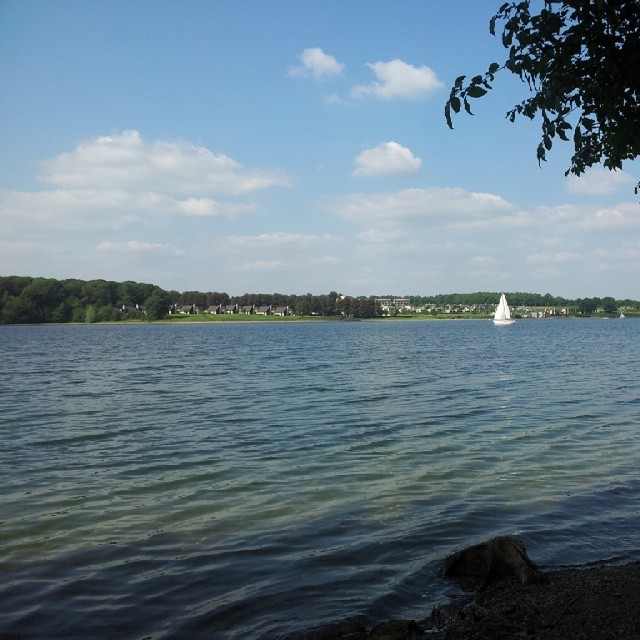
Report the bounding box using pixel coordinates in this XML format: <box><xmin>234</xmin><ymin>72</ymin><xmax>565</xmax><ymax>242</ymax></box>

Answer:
<box><xmin>2</xmin><ymin>319</ymin><xmax>640</xmax><ymax>639</ymax></box>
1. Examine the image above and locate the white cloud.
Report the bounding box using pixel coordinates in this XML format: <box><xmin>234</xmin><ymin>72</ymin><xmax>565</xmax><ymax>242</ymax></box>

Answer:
<box><xmin>0</xmin><ymin>131</ymin><xmax>288</xmax><ymax>232</ymax></box>
<box><xmin>0</xmin><ymin>239</ymin><xmax>36</xmax><ymax>253</ymax></box>
<box><xmin>312</xmin><ymin>255</ymin><xmax>340</xmax><ymax>265</ymax></box>
<box><xmin>97</xmin><ymin>240</ymin><xmax>184</xmax><ymax>256</ymax></box>
<box><xmin>241</xmin><ymin>260</ymin><xmax>287</xmax><ymax>271</ymax></box>
<box><xmin>526</xmin><ymin>251</ymin><xmax>582</xmax><ymax>264</ymax></box>
<box><xmin>326</xmin><ymin>187</ymin><xmax>514</xmax><ymax>225</ymax></box>
<box><xmin>473</xmin><ymin>256</ymin><xmax>496</xmax><ymax>265</ymax></box>
<box><xmin>581</xmin><ymin>203</ymin><xmax>640</xmax><ymax>229</ymax></box>
<box><xmin>289</xmin><ymin>48</ymin><xmax>345</xmax><ymax>79</ymax></box>
<box><xmin>0</xmin><ymin>189</ymin><xmax>146</xmax><ymax>230</ymax></box>
<box><xmin>0</xmin><ymin>188</ymin><xmax>254</xmax><ymax>231</ymax></box>
<box><xmin>353</xmin><ymin>141</ymin><xmax>422</xmax><ymax>177</ymax></box>
<box><xmin>324</xmin><ymin>93</ymin><xmax>351</xmax><ymax>106</ymax></box>
<box><xmin>518</xmin><ymin>202</ymin><xmax>640</xmax><ymax>231</ymax></box>
<box><xmin>594</xmin><ymin>242</ymin><xmax>640</xmax><ymax>268</ymax></box>
<box><xmin>177</xmin><ymin>198</ymin><xmax>256</xmax><ymax>217</ymax></box>
<box><xmin>356</xmin><ymin>229</ymin><xmax>407</xmax><ymax>243</ymax></box>
<box><xmin>566</xmin><ymin>167</ymin><xmax>635</xmax><ymax>195</ymax></box>
<box><xmin>351</xmin><ymin>59</ymin><xmax>443</xmax><ymax>100</ymax></box>
<box><xmin>453</xmin><ymin>200</ymin><xmax>640</xmax><ymax>233</ymax></box>
<box><xmin>39</xmin><ymin>130</ymin><xmax>291</xmax><ymax>195</ymax></box>
<box><xmin>227</xmin><ymin>232</ymin><xmax>333</xmax><ymax>248</ymax></box>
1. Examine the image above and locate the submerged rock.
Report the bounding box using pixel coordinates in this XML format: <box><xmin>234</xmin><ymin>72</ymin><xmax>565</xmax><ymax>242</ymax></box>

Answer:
<box><xmin>444</xmin><ymin>535</ymin><xmax>548</xmax><ymax>590</ymax></box>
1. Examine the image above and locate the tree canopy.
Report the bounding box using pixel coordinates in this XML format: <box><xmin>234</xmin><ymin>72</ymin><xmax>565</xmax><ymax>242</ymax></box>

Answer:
<box><xmin>445</xmin><ymin>0</ymin><xmax>640</xmax><ymax>191</ymax></box>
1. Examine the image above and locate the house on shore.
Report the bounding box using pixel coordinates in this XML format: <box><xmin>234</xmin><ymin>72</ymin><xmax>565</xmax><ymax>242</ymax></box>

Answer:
<box><xmin>273</xmin><ymin>306</ymin><xmax>291</xmax><ymax>316</ymax></box>
<box><xmin>169</xmin><ymin>304</ymin><xmax>198</xmax><ymax>315</ymax></box>
<box><xmin>171</xmin><ymin>302</ymin><xmax>293</xmax><ymax>317</ymax></box>
<box><xmin>120</xmin><ymin>303</ymin><xmax>146</xmax><ymax>316</ymax></box>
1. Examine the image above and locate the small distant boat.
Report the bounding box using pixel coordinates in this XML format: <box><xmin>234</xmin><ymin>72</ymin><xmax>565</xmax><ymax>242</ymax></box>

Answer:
<box><xmin>493</xmin><ymin>293</ymin><xmax>515</xmax><ymax>326</ymax></box>
<box><xmin>620</xmin><ymin>312</ymin><xmax>625</xmax><ymax>319</ymax></box>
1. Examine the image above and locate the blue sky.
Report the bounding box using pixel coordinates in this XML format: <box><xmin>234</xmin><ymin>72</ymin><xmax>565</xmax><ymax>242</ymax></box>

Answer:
<box><xmin>1</xmin><ymin>0</ymin><xmax>638</xmax><ymax>298</ymax></box>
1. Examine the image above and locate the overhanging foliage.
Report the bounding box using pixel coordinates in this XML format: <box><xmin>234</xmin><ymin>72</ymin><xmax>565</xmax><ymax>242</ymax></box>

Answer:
<box><xmin>445</xmin><ymin>0</ymin><xmax>640</xmax><ymax>192</ymax></box>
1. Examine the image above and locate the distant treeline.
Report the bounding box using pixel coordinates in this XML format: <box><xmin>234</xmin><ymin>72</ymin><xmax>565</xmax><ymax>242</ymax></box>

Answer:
<box><xmin>1</xmin><ymin>275</ymin><xmax>638</xmax><ymax>324</ymax></box>
<box><xmin>0</xmin><ymin>276</ymin><xmax>377</xmax><ymax>323</ymax></box>
<box><xmin>0</xmin><ymin>276</ymin><xmax>170</xmax><ymax>324</ymax></box>
<box><xmin>405</xmin><ymin>291</ymin><xmax>639</xmax><ymax>308</ymax></box>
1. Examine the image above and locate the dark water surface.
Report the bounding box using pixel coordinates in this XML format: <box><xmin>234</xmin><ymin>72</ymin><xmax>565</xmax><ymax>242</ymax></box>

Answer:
<box><xmin>2</xmin><ymin>319</ymin><xmax>640</xmax><ymax>639</ymax></box>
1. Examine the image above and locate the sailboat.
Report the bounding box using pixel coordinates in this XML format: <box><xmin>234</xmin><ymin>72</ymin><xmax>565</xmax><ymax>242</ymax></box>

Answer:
<box><xmin>620</xmin><ymin>312</ymin><xmax>625</xmax><ymax>319</ymax></box>
<box><xmin>493</xmin><ymin>293</ymin><xmax>515</xmax><ymax>325</ymax></box>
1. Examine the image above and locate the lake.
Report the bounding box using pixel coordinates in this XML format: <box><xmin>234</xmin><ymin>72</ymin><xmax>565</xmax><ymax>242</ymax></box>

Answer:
<box><xmin>2</xmin><ymin>319</ymin><xmax>639</xmax><ymax>639</ymax></box>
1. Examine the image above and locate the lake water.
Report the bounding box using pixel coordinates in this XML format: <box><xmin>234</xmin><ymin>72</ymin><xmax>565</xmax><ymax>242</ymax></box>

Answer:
<box><xmin>2</xmin><ymin>319</ymin><xmax>640</xmax><ymax>639</ymax></box>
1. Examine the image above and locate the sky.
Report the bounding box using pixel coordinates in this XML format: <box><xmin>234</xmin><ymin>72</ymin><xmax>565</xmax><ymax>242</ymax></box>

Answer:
<box><xmin>1</xmin><ymin>0</ymin><xmax>638</xmax><ymax>299</ymax></box>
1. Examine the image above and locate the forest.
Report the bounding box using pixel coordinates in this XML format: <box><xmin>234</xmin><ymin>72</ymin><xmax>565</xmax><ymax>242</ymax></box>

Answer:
<box><xmin>1</xmin><ymin>275</ymin><xmax>637</xmax><ymax>324</ymax></box>
<box><xmin>0</xmin><ymin>276</ymin><xmax>377</xmax><ymax>323</ymax></box>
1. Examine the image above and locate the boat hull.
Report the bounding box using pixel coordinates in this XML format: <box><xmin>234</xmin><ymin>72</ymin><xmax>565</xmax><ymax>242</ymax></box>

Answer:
<box><xmin>493</xmin><ymin>319</ymin><xmax>515</xmax><ymax>326</ymax></box>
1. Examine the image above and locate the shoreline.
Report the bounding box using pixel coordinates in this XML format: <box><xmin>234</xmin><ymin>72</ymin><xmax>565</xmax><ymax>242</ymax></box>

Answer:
<box><xmin>429</xmin><ymin>558</ymin><xmax>640</xmax><ymax>640</ymax></box>
<box><xmin>3</xmin><ymin>314</ymin><xmax>637</xmax><ymax>327</ymax></box>
<box><xmin>299</xmin><ymin>558</ymin><xmax>640</xmax><ymax>639</ymax></box>
<box><xmin>47</xmin><ymin>315</ymin><xmax>640</xmax><ymax>326</ymax></box>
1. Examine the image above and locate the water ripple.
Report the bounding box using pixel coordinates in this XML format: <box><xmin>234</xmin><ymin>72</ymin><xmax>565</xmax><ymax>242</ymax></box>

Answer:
<box><xmin>1</xmin><ymin>320</ymin><xmax>640</xmax><ymax>638</ymax></box>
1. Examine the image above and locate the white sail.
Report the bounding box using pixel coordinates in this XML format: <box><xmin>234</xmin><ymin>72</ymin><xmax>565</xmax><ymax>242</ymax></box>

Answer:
<box><xmin>493</xmin><ymin>293</ymin><xmax>515</xmax><ymax>325</ymax></box>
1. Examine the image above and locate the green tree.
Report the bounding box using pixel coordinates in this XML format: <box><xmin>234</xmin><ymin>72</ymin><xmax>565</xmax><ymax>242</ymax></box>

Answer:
<box><xmin>145</xmin><ymin>290</ymin><xmax>171</xmax><ymax>320</ymax></box>
<box><xmin>0</xmin><ymin>276</ymin><xmax>33</xmax><ymax>297</ymax></box>
<box><xmin>1</xmin><ymin>295</ymin><xmax>37</xmax><ymax>324</ymax></box>
<box><xmin>51</xmin><ymin>301</ymin><xmax>72</xmax><ymax>323</ymax></box>
<box><xmin>206</xmin><ymin>291</ymin><xmax>230</xmax><ymax>307</ymax></box>
<box><xmin>71</xmin><ymin>306</ymin><xmax>86</xmax><ymax>323</ymax></box>
<box><xmin>99</xmin><ymin>305</ymin><xmax>121</xmax><ymax>322</ymax></box>
<box><xmin>446</xmin><ymin>1</ymin><xmax>640</xmax><ymax>191</ymax></box>
<box><xmin>578</xmin><ymin>297</ymin><xmax>598</xmax><ymax>314</ymax></box>
<box><xmin>178</xmin><ymin>291</ymin><xmax>207</xmax><ymax>309</ymax></box>
<box><xmin>83</xmin><ymin>279</ymin><xmax>118</xmax><ymax>307</ymax></box>
<box><xmin>19</xmin><ymin>278</ymin><xmax>64</xmax><ymax>322</ymax></box>
<box><xmin>117</xmin><ymin>281</ymin><xmax>138</xmax><ymax>307</ymax></box>
<box><xmin>601</xmin><ymin>296</ymin><xmax>617</xmax><ymax>314</ymax></box>
<box><xmin>295</xmin><ymin>296</ymin><xmax>312</xmax><ymax>316</ymax></box>
<box><xmin>85</xmin><ymin>305</ymin><xmax>97</xmax><ymax>324</ymax></box>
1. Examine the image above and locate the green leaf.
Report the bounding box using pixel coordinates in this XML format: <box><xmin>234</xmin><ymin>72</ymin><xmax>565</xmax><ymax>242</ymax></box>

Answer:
<box><xmin>454</xmin><ymin>75</ymin><xmax>466</xmax><ymax>89</ymax></box>
<box><xmin>488</xmin><ymin>62</ymin><xmax>500</xmax><ymax>74</ymax></box>
<box><xmin>574</xmin><ymin>127</ymin><xmax>582</xmax><ymax>144</ymax></box>
<box><xmin>450</xmin><ymin>96</ymin><xmax>461</xmax><ymax>113</ymax></box>
<box><xmin>445</xmin><ymin>102</ymin><xmax>452</xmax><ymax>128</ymax></box>
<box><xmin>467</xmin><ymin>85</ymin><xmax>488</xmax><ymax>98</ymax></box>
